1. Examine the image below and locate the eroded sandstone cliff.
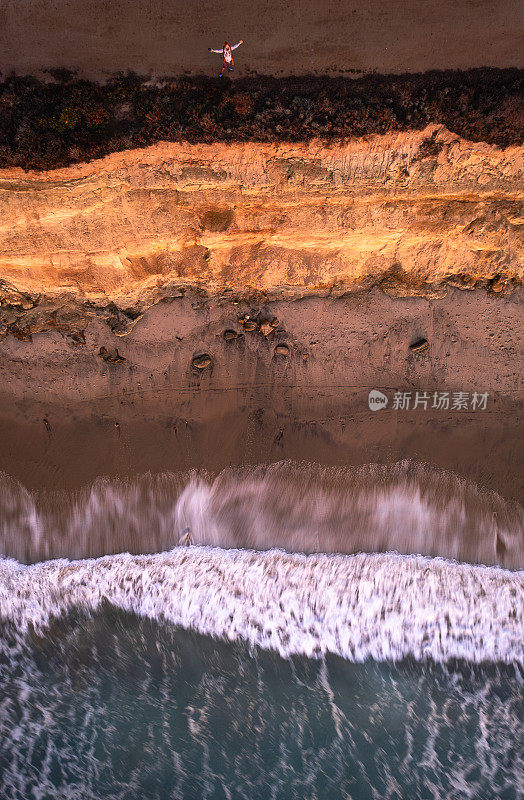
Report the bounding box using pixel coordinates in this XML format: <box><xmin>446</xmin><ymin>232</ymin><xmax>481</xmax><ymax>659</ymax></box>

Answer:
<box><xmin>0</xmin><ymin>125</ymin><xmax>521</xmax><ymax>317</ymax></box>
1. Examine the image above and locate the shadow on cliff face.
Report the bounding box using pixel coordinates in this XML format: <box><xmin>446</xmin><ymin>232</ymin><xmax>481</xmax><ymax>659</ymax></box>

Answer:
<box><xmin>0</xmin><ymin>68</ymin><xmax>522</xmax><ymax>170</ymax></box>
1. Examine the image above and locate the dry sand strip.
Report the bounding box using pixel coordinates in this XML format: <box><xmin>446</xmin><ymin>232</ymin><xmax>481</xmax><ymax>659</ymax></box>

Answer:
<box><xmin>0</xmin><ymin>0</ymin><xmax>522</xmax><ymax>80</ymax></box>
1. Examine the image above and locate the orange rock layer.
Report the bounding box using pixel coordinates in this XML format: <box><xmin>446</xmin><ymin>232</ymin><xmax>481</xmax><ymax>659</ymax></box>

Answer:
<box><xmin>0</xmin><ymin>125</ymin><xmax>522</xmax><ymax>304</ymax></box>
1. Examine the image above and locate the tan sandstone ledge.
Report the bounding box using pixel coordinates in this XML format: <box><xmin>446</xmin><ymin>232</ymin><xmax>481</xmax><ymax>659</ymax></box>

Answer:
<box><xmin>0</xmin><ymin>124</ymin><xmax>522</xmax><ymax>309</ymax></box>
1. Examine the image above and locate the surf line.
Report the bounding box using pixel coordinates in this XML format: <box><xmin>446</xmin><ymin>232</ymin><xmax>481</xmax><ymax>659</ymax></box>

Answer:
<box><xmin>0</xmin><ymin>548</ymin><xmax>522</xmax><ymax>664</ymax></box>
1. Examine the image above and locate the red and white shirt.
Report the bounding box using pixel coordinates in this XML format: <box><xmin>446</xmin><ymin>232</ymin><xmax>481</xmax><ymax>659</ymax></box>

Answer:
<box><xmin>209</xmin><ymin>42</ymin><xmax>243</xmax><ymax>63</ymax></box>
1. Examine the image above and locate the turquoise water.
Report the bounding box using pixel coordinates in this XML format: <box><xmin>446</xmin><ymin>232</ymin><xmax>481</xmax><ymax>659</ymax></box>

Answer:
<box><xmin>0</xmin><ymin>463</ymin><xmax>522</xmax><ymax>799</ymax></box>
<box><xmin>0</xmin><ymin>610</ymin><xmax>522</xmax><ymax>800</ymax></box>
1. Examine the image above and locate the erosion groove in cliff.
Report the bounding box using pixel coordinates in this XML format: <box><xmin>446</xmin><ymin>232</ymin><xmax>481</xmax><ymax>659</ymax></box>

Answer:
<box><xmin>0</xmin><ymin>125</ymin><xmax>522</xmax><ymax>340</ymax></box>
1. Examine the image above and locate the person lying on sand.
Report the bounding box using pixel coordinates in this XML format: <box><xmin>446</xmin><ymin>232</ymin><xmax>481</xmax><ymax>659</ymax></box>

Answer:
<box><xmin>208</xmin><ymin>40</ymin><xmax>244</xmax><ymax>77</ymax></box>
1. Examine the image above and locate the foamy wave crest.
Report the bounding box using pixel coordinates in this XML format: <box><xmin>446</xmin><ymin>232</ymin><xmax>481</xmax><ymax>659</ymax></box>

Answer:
<box><xmin>1</xmin><ymin>548</ymin><xmax>522</xmax><ymax>663</ymax></box>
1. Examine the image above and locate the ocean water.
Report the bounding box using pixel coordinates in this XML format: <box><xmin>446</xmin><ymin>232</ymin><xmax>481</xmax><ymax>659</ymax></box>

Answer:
<box><xmin>0</xmin><ymin>462</ymin><xmax>522</xmax><ymax>799</ymax></box>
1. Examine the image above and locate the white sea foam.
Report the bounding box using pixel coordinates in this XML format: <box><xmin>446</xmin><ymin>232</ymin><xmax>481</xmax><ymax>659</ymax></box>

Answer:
<box><xmin>0</xmin><ymin>548</ymin><xmax>522</xmax><ymax>664</ymax></box>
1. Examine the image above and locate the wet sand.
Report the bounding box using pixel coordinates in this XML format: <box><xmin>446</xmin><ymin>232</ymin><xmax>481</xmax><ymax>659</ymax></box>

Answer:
<box><xmin>0</xmin><ymin>288</ymin><xmax>522</xmax><ymax>502</ymax></box>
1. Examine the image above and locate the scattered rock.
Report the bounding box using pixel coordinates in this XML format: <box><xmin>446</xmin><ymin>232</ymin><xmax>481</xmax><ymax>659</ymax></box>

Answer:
<box><xmin>274</xmin><ymin>344</ymin><xmax>290</xmax><ymax>356</ymax></box>
<box><xmin>192</xmin><ymin>353</ymin><xmax>213</xmax><ymax>370</ymax></box>
<box><xmin>238</xmin><ymin>314</ymin><xmax>280</xmax><ymax>335</ymax></box>
<box><xmin>0</xmin><ymin>283</ymin><xmax>37</xmax><ymax>310</ymax></box>
<box><xmin>445</xmin><ymin>274</ymin><xmax>478</xmax><ymax>289</ymax></box>
<box><xmin>243</xmin><ymin>320</ymin><xmax>259</xmax><ymax>332</ymax></box>
<box><xmin>223</xmin><ymin>329</ymin><xmax>240</xmax><ymax>341</ymax></box>
<box><xmin>106</xmin><ymin>304</ymin><xmax>142</xmax><ymax>336</ymax></box>
<box><xmin>66</xmin><ymin>331</ymin><xmax>86</xmax><ymax>347</ymax></box>
<box><xmin>98</xmin><ymin>346</ymin><xmax>126</xmax><ymax>364</ymax></box>
<box><xmin>489</xmin><ymin>277</ymin><xmax>506</xmax><ymax>293</ymax></box>
<box><xmin>9</xmin><ymin>325</ymin><xmax>32</xmax><ymax>342</ymax></box>
<box><xmin>409</xmin><ymin>338</ymin><xmax>429</xmax><ymax>353</ymax></box>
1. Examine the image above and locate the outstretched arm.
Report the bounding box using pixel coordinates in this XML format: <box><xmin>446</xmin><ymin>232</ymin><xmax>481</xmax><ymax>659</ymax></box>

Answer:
<box><xmin>230</xmin><ymin>40</ymin><xmax>244</xmax><ymax>50</ymax></box>
<box><xmin>208</xmin><ymin>47</ymin><xmax>223</xmax><ymax>54</ymax></box>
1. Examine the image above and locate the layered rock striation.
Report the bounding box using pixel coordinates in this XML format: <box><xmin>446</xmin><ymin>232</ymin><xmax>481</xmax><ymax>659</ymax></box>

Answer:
<box><xmin>0</xmin><ymin>125</ymin><xmax>521</xmax><ymax>313</ymax></box>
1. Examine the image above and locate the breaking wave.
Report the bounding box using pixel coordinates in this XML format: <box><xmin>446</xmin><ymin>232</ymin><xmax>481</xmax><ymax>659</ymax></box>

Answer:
<box><xmin>1</xmin><ymin>462</ymin><xmax>522</xmax><ymax>798</ymax></box>
<box><xmin>1</xmin><ymin>547</ymin><xmax>522</xmax><ymax>664</ymax></box>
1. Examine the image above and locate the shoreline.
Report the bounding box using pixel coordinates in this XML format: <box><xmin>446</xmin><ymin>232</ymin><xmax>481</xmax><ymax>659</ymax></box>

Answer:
<box><xmin>1</xmin><ymin>288</ymin><xmax>522</xmax><ymax>501</ymax></box>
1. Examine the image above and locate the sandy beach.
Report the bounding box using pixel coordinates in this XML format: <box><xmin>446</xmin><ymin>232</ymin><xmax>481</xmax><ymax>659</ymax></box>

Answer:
<box><xmin>1</xmin><ymin>0</ymin><xmax>522</xmax><ymax>81</ymax></box>
<box><xmin>0</xmin><ymin>4</ymin><xmax>523</xmax><ymax>798</ymax></box>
